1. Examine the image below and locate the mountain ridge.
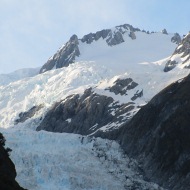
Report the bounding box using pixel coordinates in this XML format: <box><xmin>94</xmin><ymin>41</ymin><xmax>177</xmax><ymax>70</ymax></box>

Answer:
<box><xmin>39</xmin><ymin>23</ymin><xmax>178</xmax><ymax>74</ymax></box>
<box><xmin>1</xmin><ymin>23</ymin><xmax>190</xmax><ymax>190</ymax></box>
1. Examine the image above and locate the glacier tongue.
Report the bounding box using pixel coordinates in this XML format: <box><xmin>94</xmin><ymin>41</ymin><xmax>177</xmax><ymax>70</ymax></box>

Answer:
<box><xmin>2</xmin><ymin>128</ymin><xmax>165</xmax><ymax>190</ymax></box>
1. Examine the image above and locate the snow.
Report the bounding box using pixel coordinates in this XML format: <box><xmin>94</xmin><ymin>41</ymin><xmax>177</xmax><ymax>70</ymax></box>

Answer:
<box><xmin>1</xmin><ymin>127</ymin><xmax>165</xmax><ymax>190</ymax></box>
<box><xmin>0</xmin><ymin>67</ymin><xmax>40</xmax><ymax>86</ymax></box>
<box><xmin>0</xmin><ymin>29</ymin><xmax>190</xmax><ymax>190</ymax></box>
<box><xmin>66</xmin><ymin>118</ymin><xmax>72</xmax><ymax>123</ymax></box>
<box><xmin>0</xmin><ymin>57</ymin><xmax>189</xmax><ymax>129</ymax></box>
<box><xmin>0</xmin><ymin>62</ymin><xmax>113</xmax><ymax>128</ymax></box>
<box><xmin>77</xmin><ymin>31</ymin><xmax>177</xmax><ymax>75</ymax></box>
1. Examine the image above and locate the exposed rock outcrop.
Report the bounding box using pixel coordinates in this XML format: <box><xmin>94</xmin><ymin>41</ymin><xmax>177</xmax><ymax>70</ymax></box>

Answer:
<box><xmin>164</xmin><ymin>33</ymin><xmax>190</xmax><ymax>72</ymax></box>
<box><xmin>106</xmin><ymin>30</ymin><xmax>125</xmax><ymax>46</ymax></box>
<box><xmin>164</xmin><ymin>60</ymin><xmax>178</xmax><ymax>72</ymax></box>
<box><xmin>129</xmin><ymin>31</ymin><xmax>136</xmax><ymax>40</ymax></box>
<box><xmin>106</xmin><ymin>78</ymin><xmax>138</xmax><ymax>96</ymax></box>
<box><xmin>118</xmin><ymin>74</ymin><xmax>190</xmax><ymax>190</ymax></box>
<box><xmin>81</xmin><ymin>29</ymin><xmax>111</xmax><ymax>44</ymax></box>
<box><xmin>14</xmin><ymin>104</ymin><xmax>43</xmax><ymax>125</ymax></box>
<box><xmin>161</xmin><ymin>29</ymin><xmax>168</xmax><ymax>35</ymax></box>
<box><xmin>171</xmin><ymin>33</ymin><xmax>182</xmax><ymax>44</ymax></box>
<box><xmin>39</xmin><ymin>35</ymin><xmax>80</xmax><ymax>73</ymax></box>
<box><xmin>81</xmin><ymin>24</ymin><xmax>140</xmax><ymax>46</ymax></box>
<box><xmin>39</xmin><ymin>23</ymin><xmax>143</xmax><ymax>73</ymax></box>
<box><xmin>0</xmin><ymin>133</ymin><xmax>26</xmax><ymax>190</ymax></box>
<box><xmin>36</xmin><ymin>88</ymin><xmax>137</xmax><ymax>136</ymax></box>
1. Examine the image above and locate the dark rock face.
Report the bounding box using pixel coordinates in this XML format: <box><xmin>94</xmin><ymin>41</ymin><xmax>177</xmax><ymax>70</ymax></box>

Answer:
<box><xmin>39</xmin><ymin>24</ymin><xmax>143</xmax><ymax>73</ymax></box>
<box><xmin>81</xmin><ymin>24</ymin><xmax>140</xmax><ymax>46</ymax></box>
<box><xmin>161</xmin><ymin>29</ymin><xmax>168</xmax><ymax>35</ymax></box>
<box><xmin>164</xmin><ymin>33</ymin><xmax>190</xmax><ymax>72</ymax></box>
<box><xmin>106</xmin><ymin>30</ymin><xmax>124</xmax><ymax>46</ymax></box>
<box><xmin>163</xmin><ymin>60</ymin><xmax>178</xmax><ymax>72</ymax></box>
<box><xmin>0</xmin><ymin>133</ymin><xmax>26</xmax><ymax>190</ymax></box>
<box><xmin>118</xmin><ymin>74</ymin><xmax>190</xmax><ymax>190</ymax></box>
<box><xmin>171</xmin><ymin>33</ymin><xmax>182</xmax><ymax>44</ymax></box>
<box><xmin>81</xmin><ymin>29</ymin><xmax>111</xmax><ymax>44</ymax></box>
<box><xmin>36</xmin><ymin>88</ymin><xmax>136</xmax><ymax>136</ymax></box>
<box><xmin>106</xmin><ymin>78</ymin><xmax>138</xmax><ymax>96</ymax></box>
<box><xmin>15</xmin><ymin>104</ymin><xmax>43</xmax><ymax>125</ymax></box>
<box><xmin>129</xmin><ymin>31</ymin><xmax>136</xmax><ymax>40</ymax></box>
<box><xmin>131</xmin><ymin>89</ymin><xmax>143</xmax><ymax>101</ymax></box>
<box><xmin>39</xmin><ymin>35</ymin><xmax>80</xmax><ymax>73</ymax></box>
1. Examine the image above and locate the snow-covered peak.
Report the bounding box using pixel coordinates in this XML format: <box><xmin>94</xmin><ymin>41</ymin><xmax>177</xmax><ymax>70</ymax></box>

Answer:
<box><xmin>39</xmin><ymin>24</ymin><xmax>178</xmax><ymax>74</ymax></box>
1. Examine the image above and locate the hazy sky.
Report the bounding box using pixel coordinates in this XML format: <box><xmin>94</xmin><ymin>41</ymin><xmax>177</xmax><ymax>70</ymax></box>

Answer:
<box><xmin>0</xmin><ymin>0</ymin><xmax>189</xmax><ymax>74</ymax></box>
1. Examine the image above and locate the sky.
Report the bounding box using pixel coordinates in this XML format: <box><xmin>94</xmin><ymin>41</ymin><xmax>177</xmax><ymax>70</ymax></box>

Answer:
<box><xmin>0</xmin><ymin>0</ymin><xmax>189</xmax><ymax>74</ymax></box>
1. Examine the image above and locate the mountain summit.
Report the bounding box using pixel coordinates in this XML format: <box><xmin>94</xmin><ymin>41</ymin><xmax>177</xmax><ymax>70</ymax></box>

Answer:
<box><xmin>39</xmin><ymin>24</ymin><xmax>177</xmax><ymax>74</ymax></box>
<box><xmin>0</xmin><ymin>23</ymin><xmax>190</xmax><ymax>190</ymax></box>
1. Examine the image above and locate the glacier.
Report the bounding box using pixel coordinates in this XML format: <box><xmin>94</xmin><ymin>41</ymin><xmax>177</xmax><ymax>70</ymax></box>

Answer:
<box><xmin>0</xmin><ymin>25</ymin><xmax>190</xmax><ymax>189</ymax></box>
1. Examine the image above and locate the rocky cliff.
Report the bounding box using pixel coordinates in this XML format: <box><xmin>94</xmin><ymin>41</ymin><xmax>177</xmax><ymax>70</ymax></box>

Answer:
<box><xmin>0</xmin><ymin>133</ymin><xmax>26</xmax><ymax>190</ymax></box>
<box><xmin>119</xmin><ymin>74</ymin><xmax>190</xmax><ymax>190</ymax></box>
<box><xmin>164</xmin><ymin>33</ymin><xmax>189</xmax><ymax>72</ymax></box>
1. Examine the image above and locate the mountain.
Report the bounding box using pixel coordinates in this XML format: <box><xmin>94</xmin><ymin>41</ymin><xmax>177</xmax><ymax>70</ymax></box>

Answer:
<box><xmin>0</xmin><ymin>23</ymin><xmax>190</xmax><ymax>190</ymax></box>
<box><xmin>119</xmin><ymin>74</ymin><xmax>190</xmax><ymax>190</ymax></box>
<box><xmin>164</xmin><ymin>33</ymin><xmax>190</xmax><ymax>72</ymax></box>
<box><xmin>39</xmin><ymin>24</ymin><xmax>177</xmax><ymax>74</ymax></box>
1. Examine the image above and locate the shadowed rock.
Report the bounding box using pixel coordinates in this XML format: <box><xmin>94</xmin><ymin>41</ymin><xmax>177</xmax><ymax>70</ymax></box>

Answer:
<box><xmin>36</xmin><ymin>88</ymin><xmax>136</xmax><ymax>136</ymax></box>
<box><xmin>39</xmin><ymin>35</ymin><xmax>80</xmax><ymax>73</ymax></box>
<box><xmin>0</xmin><ymin>133</ymin><xmax>26</xmax><ymax>190</ymax></box>
<box><xmin>164</xmin><ymin>60</ymin><xmax>178</xmax><ymax>72</ymax></box>
<box><xmin>161</xmin><ymin>29</ymin><xmax>168</xmax><ymax>35</ymax></box>
<box><xmin>129</xmin><ymin>31</ymin><xmax>136</xmax><ymax>40</ymax></box>
<box><xmin>15</xmin><ymin>104</ymin><xmax>43</xmax><ymax>125</ymax></box>
<box><xmin>164</xmin><ymin>33</ymin><xmax>190</xmax><ymax>72</ymax></box>
<box><xmin>107</xmin><ymin>78</ymin><xmax>138</xmax><ymax>95</ymax></box>
<box><xmin>171</xmin><ymin>33</ymin><xmax>182</xmax><ymax>44</ymax></box>
<box><xmin>118</xmin><ymin>74</ymin><xmax>190</xmax><ymax>190</ymax></box>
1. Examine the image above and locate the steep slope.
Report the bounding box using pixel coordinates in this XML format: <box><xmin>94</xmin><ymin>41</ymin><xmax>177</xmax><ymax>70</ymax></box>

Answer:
<box><xmin>119</xmin><ymin>74</ymin><xmax>190</xmax><ymax>190</ymax></box>
<box><xmin>36</xmin><ymin>81</ymin><xmax>142</xmax><ymax>136</ymax></box>
<box><xmin>0</xmin><ymin>133</ymin><xmax>26</xmax><ymax>190</ymax></box>
<box><xmin>0</xmin><ymin>67</ymin><xmax>40</xmax><ymax>86</ymax></box>
<box><xmin>164</xmin><ymin>33</ymin><xmax>190</xmax><ymax>72</ymax></box>
<box><xmin>0</xmin><ymin>25</ymin><xmax>190</xmax><ymax>190</ymax></box>
<box><xmin>40</xmin><ymin>24</ymin><xmax>177</xmax><ymax>74</ymax></box>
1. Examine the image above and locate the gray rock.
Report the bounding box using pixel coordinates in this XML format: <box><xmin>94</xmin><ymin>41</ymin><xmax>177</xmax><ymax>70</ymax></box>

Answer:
<box><xmin>106</xmin><ymin>31</ymin><xmax>124</xmax><ymax>46</ymax></box>
<box><xmin>15</xmin><ymin>104</ymin><xmax>43</xmax><ymax>125</ymax></box>
<box><xmin>161</xmin><ymin>29</ymin><xmax>168</xmax><ymax>35</ymax></box>
<box><xmin>107</xmin><ymin>78</ymin><xmax>138</xmax><ymax>95</ymax></box>
<box><xmin>176</xmin><ymin>33</ymin><xmax>190</xmax><ymax>58</ymax></box>
<box><xmin>36</xmin><ymin>88</ymin><xmax>136</xmax><ymax>136</ymax></box>
<box><xmin>164</xmin><ymin>60</ymin><xmax>178</xmax><ymax>72</ymax></box>
<box><xmin>39</xmin><ymin>34</ymin><xmax>80</xmax><ymax>73</ymax></box>
<box><xmin>81</xmin><ymin>24</ymin><xmax>140</xmax><ymax>46</ymax></box>
<box><xmin>117</xmin><ymin>24</ymin><xmax>141</xmax><ymax>32</ymax></box>
<box><xmin>164</xmin><ymin>33</ymin><xmax>190</xmax><ymax>72</ymax></box>
<box><xmin>171</xmin><ymin>33</ymin><xmax>182</xmax><ymax>44</ymax></box>
<box><xmin>129</xmin><ymin>31</ymin><xmax>136</xmax><ymax>40</ymax></box>
<box><xmin>118</xmin><ymin>74</ymin><xmax>190</xmax><ymax>190</ymax></box>
<box><xmin>81</xmin><ymin>29</ymin><xmax>111</xmax><ymax>44</ymax></box>
<box><xmin>131</xmin><ymin>90</ymin><xmax>143</xmax><ymax>101</ymax></box>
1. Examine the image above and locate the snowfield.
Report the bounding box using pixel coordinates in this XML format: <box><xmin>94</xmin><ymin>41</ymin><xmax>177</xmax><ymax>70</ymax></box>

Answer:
<box><xmin>0</xmin><ymin>60</ymin><xmax>189</xmax><ymax>129</ymax></box>
<box><xmin>0</xmin><ymin>67</ymin><xmax>40</xmax><ymax>86</ymax></box>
